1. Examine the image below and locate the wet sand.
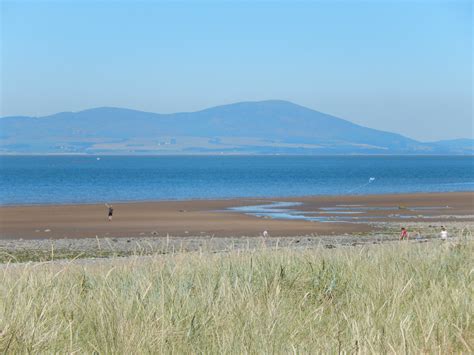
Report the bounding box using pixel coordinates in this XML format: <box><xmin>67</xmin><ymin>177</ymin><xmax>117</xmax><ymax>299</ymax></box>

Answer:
<box><xmin>0</xmin><ymin>192</ymin><xmax>472</xmax><ymax>239</ymax></box>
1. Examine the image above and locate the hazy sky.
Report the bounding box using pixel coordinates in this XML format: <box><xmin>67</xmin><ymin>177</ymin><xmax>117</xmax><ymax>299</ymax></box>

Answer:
<box><xmin>1</xmin><ymin>0</ymin><xmax>472</xmax><ymax>141</ymax></box>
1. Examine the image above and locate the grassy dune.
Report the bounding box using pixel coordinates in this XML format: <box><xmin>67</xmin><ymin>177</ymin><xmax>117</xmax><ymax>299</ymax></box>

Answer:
<box><xmin>0</xmin><ymin>240</ymin><xmax>472</xmax><ymax>353</ymax></box>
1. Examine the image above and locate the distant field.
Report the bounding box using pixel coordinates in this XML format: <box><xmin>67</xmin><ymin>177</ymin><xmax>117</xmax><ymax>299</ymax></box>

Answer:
<box><xmin>0</xmin><ymin>240</ymin><xmax>472</xmax><ymax>353</ymax></box>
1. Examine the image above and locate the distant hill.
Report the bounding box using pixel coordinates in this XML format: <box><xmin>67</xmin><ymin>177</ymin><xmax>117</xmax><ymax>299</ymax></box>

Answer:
<box><xmin>426</xmin><ymin>139</ymin><xmax>474</xmax><ymax>155</ymax></box>
<box><xmin>0</xmin><ymin>100</ymin><xmax>472</xmax><ymax>154</ymax></box>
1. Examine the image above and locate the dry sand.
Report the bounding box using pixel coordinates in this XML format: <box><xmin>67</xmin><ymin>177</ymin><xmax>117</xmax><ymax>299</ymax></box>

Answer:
<box><xmin>0</xmin><ymin>192</ymin><xmax>472</xmax><ymax>240</ymax></box>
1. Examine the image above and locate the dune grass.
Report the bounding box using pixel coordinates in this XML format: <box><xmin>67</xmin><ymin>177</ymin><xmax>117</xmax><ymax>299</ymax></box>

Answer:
<box><xmin>0</xmin><ymin>240</ymin><xmax>472</xmax><ymax>353</ymax></box>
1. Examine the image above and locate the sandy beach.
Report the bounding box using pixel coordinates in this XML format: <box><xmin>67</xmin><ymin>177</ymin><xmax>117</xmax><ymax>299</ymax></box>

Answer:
<box><xmin>0</xmin><ymin>192</ymin><xmax>472</xmax><ymax>240</ymax></box>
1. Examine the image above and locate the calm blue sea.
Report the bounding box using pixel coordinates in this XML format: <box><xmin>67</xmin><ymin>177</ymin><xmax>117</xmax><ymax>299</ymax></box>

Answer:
<box><xmin>0</xmin><ymin>156</ymin><xmax>473</xmax><ymax>205</ymax></box>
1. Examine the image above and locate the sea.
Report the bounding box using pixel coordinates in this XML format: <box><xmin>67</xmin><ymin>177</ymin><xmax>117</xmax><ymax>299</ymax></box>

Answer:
<box><xmin>0</xmin><ymin>155</ymin><xmax>473</xmax><ymax>205</ymax></box>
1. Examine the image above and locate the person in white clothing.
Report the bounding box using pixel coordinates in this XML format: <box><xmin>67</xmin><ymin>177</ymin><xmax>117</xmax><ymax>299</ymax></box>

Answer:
<box><xmin>440</xmin><ymin>226</ymin><xmax>448</xmax><ymax>240</ymax></box>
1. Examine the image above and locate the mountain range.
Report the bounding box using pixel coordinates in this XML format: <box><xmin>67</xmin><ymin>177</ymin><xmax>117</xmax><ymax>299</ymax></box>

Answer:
<box><xmin>1</xmin><ymin>100</ymin><xmax>472</xmax><ymax>155</ymax></box>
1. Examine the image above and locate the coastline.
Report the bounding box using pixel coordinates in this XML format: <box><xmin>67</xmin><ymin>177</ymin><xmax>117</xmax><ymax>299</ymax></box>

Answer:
<box><xmin>1</xmin><ymin>191</ymin><xmax>472</xmax><ymax>240</ymax></box>
<box><xmin>1</xmin><ymin>189</ymin><xmax>473</xmax><ymax>208</ymax></box>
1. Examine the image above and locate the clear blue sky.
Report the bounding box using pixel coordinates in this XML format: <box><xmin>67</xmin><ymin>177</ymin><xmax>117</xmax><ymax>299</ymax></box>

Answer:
<box><xmin>1</xmin><ymin>0</ymin><xmax>472</xmax><ymax>141</ymax></box>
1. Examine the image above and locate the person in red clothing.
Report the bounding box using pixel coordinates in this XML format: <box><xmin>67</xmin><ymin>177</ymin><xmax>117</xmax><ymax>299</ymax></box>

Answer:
<box><xmin>399</xmin><ymin>227</ymin><xmax>409</xmax><ymax>241</ymax></box>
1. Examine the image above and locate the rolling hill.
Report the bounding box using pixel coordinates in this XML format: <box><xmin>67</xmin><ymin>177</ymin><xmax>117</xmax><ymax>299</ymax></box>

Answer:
<box><xmin>0</xmin><ymin>100</ymin><xmax>472</xmax><ymax>154</ymax></box>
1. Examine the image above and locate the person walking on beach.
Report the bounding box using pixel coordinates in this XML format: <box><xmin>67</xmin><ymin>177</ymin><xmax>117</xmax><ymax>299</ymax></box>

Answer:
<box><xmin>440</xmin><ymin>226</ymin><xmax>448</xmax><ymax>241</ymax></box>
<box><xmin>400</xmin><ymin>227</ymin><xmax>409</xmax><ymax>241</ymax></box>
<box><xmin>106</xmin><ymin>203</ymin><xmax>114</xmax><ymax>221</ymax></box>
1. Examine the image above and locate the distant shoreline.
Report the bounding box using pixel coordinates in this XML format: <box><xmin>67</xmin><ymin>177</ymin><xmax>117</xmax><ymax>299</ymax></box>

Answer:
<box><xmin>1</xmin><ymin>153</ymin><xmax>473</xmax><ymax>156</ymax></box>
<box><xmin>1</xmin><ymin>190</ymin><xmax>474</xmax><ymax>208</ymax></box>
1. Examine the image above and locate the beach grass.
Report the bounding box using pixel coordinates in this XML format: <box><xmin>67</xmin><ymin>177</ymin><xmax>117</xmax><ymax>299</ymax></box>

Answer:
<box><xmin>0</xmin><ymin>240</ymin><xmax>472</xmax><ymax>353</ymax></box>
